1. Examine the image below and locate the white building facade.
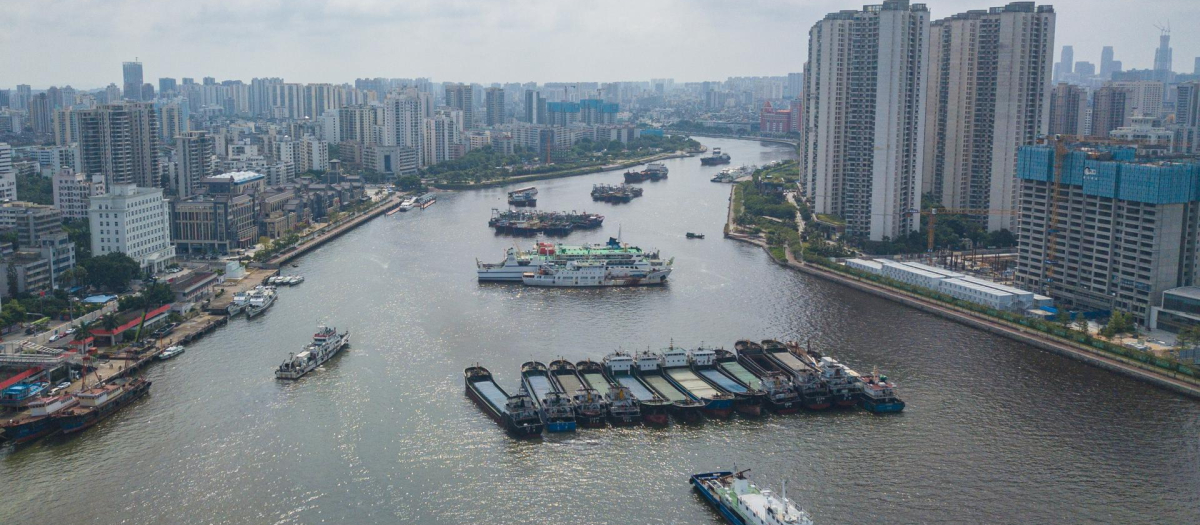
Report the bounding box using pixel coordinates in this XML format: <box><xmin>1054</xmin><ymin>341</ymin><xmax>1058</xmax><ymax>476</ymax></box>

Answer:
<box><xmin>89</xmin><ymin>184</ymin><xmax>176</xmax><ymax>273</ymax></box>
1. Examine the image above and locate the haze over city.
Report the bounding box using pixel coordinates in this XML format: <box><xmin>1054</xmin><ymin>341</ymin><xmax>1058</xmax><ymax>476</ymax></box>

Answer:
<box><xmin>3</xmin><ymin>0</ymin><xmax>1199</xmax><ymax>86</ymax></box>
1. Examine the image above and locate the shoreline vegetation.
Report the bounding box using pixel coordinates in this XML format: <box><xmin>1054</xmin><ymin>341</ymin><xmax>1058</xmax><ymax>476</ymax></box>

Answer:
<box><xmin>722</xmin><ymin>168</ymin><xmax>1200</xmax><ymax>398</ymax></box>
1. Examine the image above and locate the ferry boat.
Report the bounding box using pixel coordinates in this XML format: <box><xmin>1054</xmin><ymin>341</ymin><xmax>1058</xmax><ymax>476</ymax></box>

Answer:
<box><xmin>549</xmin><ymin>359</ymin><xmax>606</xmax><ymax>428</ymax></box>
<box><xmin>520</xmin><ymin>361</ymin><xmax>576</xmax><ymax>433</ymax></box>
<box><xmin>602</xmin><ymin>352</ymin><xmax>669</xmax><ymax>426</ymax></box>
<box><xmin>521</xmin><ymin>257</ymin><xmax>672</xmax><ymax>287</ymax></box>
<box><xmin>245</xmin><ymin>286</ymin><xmax>278</xmax><ymax>319</ymax></box>
<box><xmin>691</xmin><ymin>470</ymin><xmax>813</xmax><ymax>525</ymax></box>
<box><xmin>476</xmin><ymin>238</ymin><xmax>656</xmax><ymax>282</ymax></box>
<box><xmin>700</xmin><ymin>148</ymin><xmax>732</xmax><ymax>166</ymax></box>
<box><xmin>578</xmin><ymin>359</ymin><xmax>641</xmax><ymax>426</ymax></box>
<box><xmin>697</xmin><ymin>349</ymin><xmax>765</xmax><ymax>417</ymax></box>
<box><xmin>507</xmin><ymin>187</ymin><xmax>538</xmax><ymax>207</ymax></box>
<box><xmin>275</xmin><ymin>326</ymin><xmax>351</xmax><ymax>380</ymax></box>
<box><xmin>660</xmin><ymin>346</ymin><xmax>734</xmax><ymax>419</ymax></box>
<box><xmin>633</xmin><ymin>351</ymin><xmax>704</xmax><ymax>423</ymax></box>
<box><xmin>463</xmin><ymin>366</ymin><xmax>543</xmax><ymax>438</ymax></box>
<box><xmin>853</xmin><ymin>369</ymin><xmax>905</xmax><ymax>413</ymax></box>
<box><xmin>156</xmin><ymin>345</ymin><xmax>185</xmax><ymax>360</ymax></box>
<box><xmin>0</xmin><ymin>394</ymin><xmax>78</xmax><ymax>444</ymax></box>
<box><xmin>398</xmin><ymin>198</ymin><xmax>417</xmax><ymax>211</ymax></box>
<box><xmin>1</xmin><ymin>381</ymin><xmax>51</xmax><ymax>408</ymax></box>
<box><xmin>736</xmin><ymin>340</ymin><xmax>823</xmax><ymax>411</ymax></box>
<box><xmin>54</xmin><ymin>377</ymin><xmax>152</xmax><ymax>434</ymax></box>
<box><xmin>227</xmin><ymin>291</ymin><xmax>249</xmax><ymax>316</ymax></box>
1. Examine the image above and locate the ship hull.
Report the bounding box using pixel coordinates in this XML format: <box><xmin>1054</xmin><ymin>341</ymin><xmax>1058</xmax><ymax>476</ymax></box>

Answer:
<box><xmin>732</xmin><ymin>395</ymin><xmax>763</xmax><ymax>417</ymax></box>
<box><xmin>860</xmin><ymin>398</ymin><xmax>906</xmax><ymax>413</ymax></box>
<box><xmin>521</xmin><ymin>269</ymin><xmax>671</xmax><ymax>287</ymax></box>
<box><xmin>606</xmin><ymin>410</ymin><xmax>642</xmax><ymax>426</ymax></box>
<box><xmin>766</xmin><ymin>398</ymin><xmax>800</xmax><ymax>415</ymax></box>
<box><xmin>690</xmin><ymin>472</ymin><xmax>747</xmax><ymax>525</ymax></box>
<box><xmin>521</xmin><ymin>367</ymin><xmax>577</xmax><ymax>433</ymax></box>
<box><xmin>56</xmin><ymin>381</ymin><xmax>152</xmax><ymax>435</ymax></box>
<box><xmin>576</xmin><ymin>412</ymin><xmax>607</xmax><ymax>428</ymax></box>
<box><xmin>700</xmin><ymin>158</ymin><xmax>731</xmax><ymax>166</ymax></box>
<box><xmin>276</xmin><ymin>335</ymin><xmax>350</xmax><ymax>380</ymax></box>
<box><xmin>508</xmin><ymin>199</ymin><xmax>536</xmax><ymax>207</ymax></box>
<box><xmin>0</xmin><ymin>416</ymin><xmax>59</xmax><ymax>445</ymax></box>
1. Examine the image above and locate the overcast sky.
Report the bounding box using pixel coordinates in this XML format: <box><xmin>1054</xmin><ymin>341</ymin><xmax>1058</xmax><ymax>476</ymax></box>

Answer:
<box><xmin>3</xmin><ymin>0</ymin><xmax>1197</xmax><ymax>89</ymax></box>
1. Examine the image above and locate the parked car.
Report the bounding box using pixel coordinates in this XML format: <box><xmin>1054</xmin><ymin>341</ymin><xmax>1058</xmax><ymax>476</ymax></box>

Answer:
<box><xmin>49</xmin><ymin>333</ymin><xmax>63</xmax><ymax>342</ymax></box>
<box><xmin>65</xmin><ymin>327</ymin><xmax>77</xmax><ymax>335</ymax></box>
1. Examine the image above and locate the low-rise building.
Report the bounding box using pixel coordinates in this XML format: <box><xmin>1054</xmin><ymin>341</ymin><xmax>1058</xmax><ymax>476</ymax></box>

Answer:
<box><xmin>168</xmin><ymin>271</ymin><xmax>219</xmax><ymax>304</ymax></box>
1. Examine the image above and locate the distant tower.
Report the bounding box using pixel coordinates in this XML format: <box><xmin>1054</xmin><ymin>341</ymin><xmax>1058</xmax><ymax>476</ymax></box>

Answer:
<box><xmin>1153</xmin><ymin>24</ymin><xmax>1172</xmax><ymax>73</ymax></box>
<box><xmin>1057</xmin><ymin>45</ymin><xmax>1074</xmax><ymax>80</ymax></box>
<box><xmin>1100</xmin><ymin>46</ymin><xmax>1116</xmax><ymax>80</ymax></box>
<box><xmin>122</xmin><ymin>60</ymin><xmax>144</xmax><ymax>101</ymax></box>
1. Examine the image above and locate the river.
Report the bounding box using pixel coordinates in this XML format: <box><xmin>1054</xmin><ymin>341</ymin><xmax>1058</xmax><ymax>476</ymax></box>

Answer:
<box><xmin>2</xmin><ymin>138</ymin><xmax>1197</xmax><ymax>524</ymax></box>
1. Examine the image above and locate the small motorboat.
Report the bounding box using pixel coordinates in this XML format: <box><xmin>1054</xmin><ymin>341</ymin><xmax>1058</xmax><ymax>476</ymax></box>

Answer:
<box><xmin>686</xmin><ymin>232</ymin><xmax>705</xmax><ymax>239</ymax></box>
<box><xmin>157</xmin><ymin>345</ymin><xmax>185</xmax><ymax>360</ymax></box>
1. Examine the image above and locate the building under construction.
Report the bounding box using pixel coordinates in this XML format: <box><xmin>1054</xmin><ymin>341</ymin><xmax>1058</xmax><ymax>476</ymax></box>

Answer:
<box><xmin>1013</xmin><ymin>139</ymin><xmax>1200</xmax><ymax>325</ymax></box>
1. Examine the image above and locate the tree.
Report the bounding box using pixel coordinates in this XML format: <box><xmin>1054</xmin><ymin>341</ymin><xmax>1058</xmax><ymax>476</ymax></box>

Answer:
<box><xmin>81</xmin><ymin>252</ymin><xmax>141</xmax><ymax>292</ymax></box>
<box><xmin>397</xmin><ymin>175</ymin><xmax>423</xmax><ymax>192</ymax></box>
<box><xmin>63</xmin><ymin>220</ymin><xmax>92</xmax><ymax>260</ymax></box>
<box><xmin>1176</xmin><ymin>325</ymin><xmax>1200</xmax><ymax>352</ymax></box>
<box><xmin>1099</xmin><ymin>310</ymin><xmax>1137</xmax><ymax>338</ymax></box>
<box><xmin>101</xmin><ymin>313</ymin><xmax>119</xmax><ymax>332</ymax></box>
<box><xmin>1055</xmin><ymin>309</ymin><xmax>1071</xmax><ymax>325</ymax></box>
<box><xmin>73</xmin><ymin>320</ymin><xmax>95</xmax><ymax>342</ymax></box>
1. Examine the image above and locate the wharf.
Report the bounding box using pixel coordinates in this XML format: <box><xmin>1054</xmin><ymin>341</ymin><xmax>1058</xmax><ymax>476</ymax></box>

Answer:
<box><xmin>261</xmin><ymin>193</ymin><xmax>403</xmax><ymax>269</ymax></box>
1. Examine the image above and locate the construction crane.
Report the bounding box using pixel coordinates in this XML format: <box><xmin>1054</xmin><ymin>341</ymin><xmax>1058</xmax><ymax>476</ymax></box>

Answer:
<box><xmin>1043</xmin><ymin>136</ymin><xmax>1070</xmax><ymax>291</ymax></box>
<box><xmin>905</xmin><ymin>207</ymin><xmax>1019</xmax><ymax>253</ymax></box>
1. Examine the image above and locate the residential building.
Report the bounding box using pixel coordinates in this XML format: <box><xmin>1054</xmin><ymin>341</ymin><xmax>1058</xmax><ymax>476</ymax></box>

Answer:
<box><xmin>579</xmin><ymin>99</ymin><xmax>618</xmax><ymax>125</ymax></box>
<box><xmin>1</xmin><ymin>251</ymin><xmax>52</xmax><ymax>294</ymax></box>
<box><xmin>1110</xmin><ymin>80</ymin><xmax>1165</xmax><ymax>119</ymax></box>
<box><xmin>1048</xmin><ymin>83</ymin><xmax>1088</xmax><ymax>136</ymax></box>
<box><xmin>485</xmin><ymin>87</ymin><xmax>505</xmax><ymax>127</ymax></box>
<box><xmin>159</xmin><ymin>103</ymin><xmax>188</xmax><ymax>145</ymax></box>
<box><xmin>176</xmin><ymin>131</ymin><xmax>217</xmax><ymax>199</ymax></box>
<box><xmin>52</xmin><ymin>107</ymin><xmax>81</xmax><ymax>146</ymax></box>
<box><xmin>89</xmin><ymin>184</ymin><xmax>175</xmax><ymax>273</ymax></box>
<box><xmin>1014</xmin><ymin>142</ymin><xmax>1200</xmax><ymax>325</ymax></box>
<box><xmin>1109</xmin><ymin>117</ymin><xmax>1184</xmax><ymax>153</ymax></box>
<box><xmin>1090</xmin><ymin>85</ymin><xmax>1131</xmax><ymax>138</ymax></box>
<box><xmin>383</xmin><ymin>93</ymin><xmax>423</xmax><ymax>162</ymax></box>
<box><xmin>422</xmin><ymin>114</ymin><xmax>458</xmax><ymax>166</ymax></box>
<box><xmin>52</xmin><ymin>169</ymin><xmax>106</xmax><ymax>220</ymax></box>
<box><xmin>29</xmin><ymin>93</ymin><xmax>52</xmax><ymax>134</ymax></box>
<box><xmin>338</xmin><ymin>105</ymin><xmax>380</xmax><ymax>145</ymax></box>
<box><xmin>29</xmin><ymin>144</ymin><xmax>81</xmax><ymax>177</ymax></box>
<box><xmin>78</xmin><ymin>102</ymin><xmax>162</xmax><ymax>188</ymax></box>
<box><xmin>122</xmin><ymin>61</ymin><xmax>144</xmax><ymax>101</ymax></box>
<box><xmin>444</xmin><ymin>83</ymin><xmax>474</xmax><ymax>130</ymax></box>
<box><xmin>0</xmin><ymin>143</ymin><xmax>14</xmax><ymax>202</ymax></box>
<box><xmin>524</xmin><ymin>89</ymin><xmax>546</xmax><ymax>124</ymax></box>
<box><xmin>0</xmin><ymin>201</ymin><xmax>66</xmax><ymax>248</ymax></box>
<box><xmin>159</xmin><ymin>77</ymin><xmax>177</xmax><ymax>97</ymax></box>
<box><xmin>364</xmin><ymin>145</ymin><xmax>418</xmax><ymax>175</ymax></box>
<box><xmin>801</xmin><ymin>0</ymin><xmax>930</xmax><ymax>241</ymax></box>
<box><xmin>922</xmin><ymin>2</ymin><xmax>1055</xmax><ymax>231</ymax></box>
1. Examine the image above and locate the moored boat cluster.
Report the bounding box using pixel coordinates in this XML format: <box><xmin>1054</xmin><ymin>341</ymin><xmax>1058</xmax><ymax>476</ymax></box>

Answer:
<box><xmin>465</xmin><ymin>340</ymin><xmax>905</xmax><ymax>438</ymax></box>
<box><xmin>487</xmin><ymin>209</ymin><xmax>604</xmax><ymax>236</ymax></box>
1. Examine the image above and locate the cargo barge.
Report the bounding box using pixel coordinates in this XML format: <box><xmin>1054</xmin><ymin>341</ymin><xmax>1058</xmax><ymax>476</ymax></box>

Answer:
<box><xmin>54</xmin><ymin>377</ymin><xmax>151</xmax><ymax>435</ymax></box>
<box><xmin>549</xmin><ymin>359</ymin><xmax>607</xmax><ymax>428</ymax></box>
<box><xmin>464</xmin><ymin>366</ymin><xmax>543</xmax><ymax>437</ymax></box>
<box><xmin>577</xmin><ymin>359</ymin><xmax>641</xmax><ymax>425</ymax></box>
<box><xmin>521</xmin><ymin>361</ymin><xmax>577</xmax><ymax>433</ymax></box>
<box><xmin>634</xmin><ymin>351</ymin><xmax>704</xmax><ymax>423</ymax></box>
<box><xmin>660</xmin><ymin>346</ymin><xmax>735</xmax><ymax>419</ymax></box>
<box><xmin>603</xmin><ymin>352</ymin><xmax>670</xmax><ymax>426</ymax></box>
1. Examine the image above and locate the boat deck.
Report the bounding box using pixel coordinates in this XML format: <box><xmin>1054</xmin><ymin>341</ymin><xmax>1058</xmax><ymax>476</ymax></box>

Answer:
<box><xmin>719</xmin><ymin>362</ymin><xmax>761</xmax><ymax>390</ymax></box>
<box><xmin>642</xmin><ymin>375</ymin><xmax>687</xmax><ymax>402</ymax></box>
<box><xmin>555</xmin><ymin>373</ymin><xmax>584</xmax><ymax>394</ymax></box>
<box><xmin>698</xmin><ymin>369</ymin><xmax>747</xmax><ymax>394</ymax></box>
<box><xmin>667</xmin><ymin>369</ymin><xmax>722</xmax><ymax>398</ymax></box>
<box><xmin>771</xmin><ymin>351</ymin><xmax>808</xmax><ymax>372</ymax></box>
<box><xmin>473</xmin><ymin>380</ymin><xmax>509</xmax><ymax>414</ymax></box>
<box><xmin>525</xmin><ymin>374</ymin><xmax>559</xmax><ymax>403</ymax></box>
<box><xmin>579</xmin><ymin>373</ymin><xmax>610</xmax><ymax>396</ymax></box>
<box><xmin>614</xmin><ymin>375</ymin><xmax>656</xmax><ymax>401</ymax></box>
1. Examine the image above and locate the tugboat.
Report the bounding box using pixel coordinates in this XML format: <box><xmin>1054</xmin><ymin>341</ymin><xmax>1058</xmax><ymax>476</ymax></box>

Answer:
<box><xmin>633</xmin><ymin>351</ymin><xmax>704</xmax><ymax>423</ymax></box>
<box><xmin>464</xmin><ymin>366</ymin><xmax>543</xmax><ymax>437</ymax></box>
<box><xmin>54</xmin><ymin>377</ymin><xmax>152</xmax><ymax>435</ymax></box>
<box><xmin>691</xmin><ymin>470</ymin><xmax>813</xmax><ymax>525</ymax></box>
<box><xmin>275</xmin><ymin>325</ymin><xmax>351</xmax><ymax>380</ymax></box>
<box><xmin>156</xmin><ymin>345</ymin><xmax>185</xmax><ymax>360</ymax></box>
<box><xmin>698</xmin><ymin>348</ymin><xmax>766</xmax><ymax>417</ymax></box>
<box><xmin>855</xmin><ymin>369</ymin><xmax>906</xmax><ymax>413</ymax></box>
<box><xmin>549</xmin><ymin>359</ymin><xmax>606</xmax><ymax>428</ymax></box>
<box><xmin>660</xmin><ymin>346</ymin><xmax>734</xmax><ymax>419</ymax></box>
<box><xmin>603</xmin><ymin>351</ymin><xmax>670</xmax><ymax>426</ymax></box>
<box><xmin>1</xmin><ymin>394</ymin><xmax>78</xmax><ymax>445</ymax></box>
<box><xmin>577</xmin><ymin>359</ymin><xmax>641</xmax><ymax>425</ymax></box>
<box><xmin>700</xmin><ymin>148</ymin><xmax>731</xmax><ymax>166</ymax></box>
<box><xmin>520</xmin><ymin>361</ymin><xmax>576</xmax><ymax>433</ymax></box>
<box><xmin>507</xmin><ymin>187</ymin><xmax>538</xmax><ymax>207</ymax></box>
<box><xmin>686</xmin><ymin>232</ymin><xmax>705</xmax><ymax>239</ymax></box>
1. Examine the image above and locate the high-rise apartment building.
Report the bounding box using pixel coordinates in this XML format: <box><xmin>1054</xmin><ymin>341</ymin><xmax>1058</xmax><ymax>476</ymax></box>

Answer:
<box><xmin>1090</xmin><ymin>85</ymin><xmax>1131</xmax><ymax>138</ymax></box>
<box><xmin>1048</xmin><ymin>83</ymin><xmax>1087</xmax><ymax>136</ymax></box>
<box><xmin>523</xmin><ymin>89</ymin><xmax>546</xmax><ymax>124</ymax></box>
<box><xmin>338</xmin><ymin>105</ymin><xmax>380</xmax><ymax>145</ymax></box>
<box><xmin>176</xmin><ymin>131</ymin><xmax>217</xmax><ymax>199</ymax></box>
<box><xmin>1110</xmin><ymin>80</ymin><xmax>1164</xmax><ymax>119</ymax></box>
<box><xmin>14</xmin><ymin>85</ymin><xmax>32</xmax><ymax>111</ymax></box>
<box><xmin>0</xmin><ymin>143</ymin><xmax>15</xmax><ymax>202</ymax></box>
<box><xmin>250</xmin><ymin>77</ymin><xmax>283</xmax><ymax>117</ymax></box>
<box><xmin>1015</xmin><ymin>142</ymin><xmax>1200</xmax><ymax>325</ymax></box>
<box><xmin>422</xmin><ymin>113</ymin><xmax>458</xmax><ymax>167</ymax></box>
<box><xmin>485</xmin><ymin>87</ymin><xmax>505</xmax><ymax>127</ymax></box>
<box><xmin>384</xmin><ymin>93</ymin><xmax>424</xmax><ymax>163</ymax></box>
<box><xmin>122</xmin><ymin>61</ymin><xmax>144</xmax><ymax>101</ymax></box>
<box><xmin>159</xmin><ymin>103</ymin><xmax>188</xmax><ymax>145</ymax></box>
<box><xmin>445</xmin><ymin>83</ymin><xmax>474</xmax><ymax>131</ymax></box>
<box><xmin>922</xmin><ymin>2</ymin><xmax>1055</xmax><ymax>231</ymax></box>
<box><xmin>801</xmin><ymin>0</ymin><xmax>930</xmax><ymax>241</ymax></box>
<box><xmin>78</xmin><ymin>102</ymin><xmax>162</xmax><ymax>188</ymax></box>
<box><xmin>52</xmin><ymin>170</ymin><xmax>106</xmax><ymax>220</ymax></box>
<box><xmin>785</xmin><ymin>73</ymin><xmax>804</xmax><ymax>99</ymax></box>
<box><xmin>29</xmin><ymin>93</ymin><xmax>53</xmax><ymax>134</ymax></box>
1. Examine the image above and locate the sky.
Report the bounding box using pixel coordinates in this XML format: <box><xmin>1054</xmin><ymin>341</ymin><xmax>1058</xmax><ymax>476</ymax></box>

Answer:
<box><xmin>3</xmin><ymin>0</ymin><xmax>1198</xmax><ymax>89</ymax></box>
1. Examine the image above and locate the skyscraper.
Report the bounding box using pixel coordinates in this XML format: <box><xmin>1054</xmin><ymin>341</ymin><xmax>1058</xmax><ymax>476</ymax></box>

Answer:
<box><xmin>444</xmin><ymin>83</ymin><xmax>474</xmax><ymax>131</ymax></box>
<box><xmin>123</xmin><ymin>61</ymin><xmax>144</xmax><ymax>101</ymax></box>
<box><xmin>176</xmin><ymin>131</ymin><xmax>216</xmax><ymax>199</ymax></box>
<box><xmin>78</xmin><ymin>102</ymin><xmax>162</xmax><ymax>187</ymax></box>
<box><xmin>1056</xmin><ymin>45</ymin><xmax>1073</xmax><ymax>81</ymax></box>
<box><xmin>159</xmin><ymin>78</ymin><xmax>177</xmax><ymax>97</ymax></box>
<box><xmin>484</xmin><ymin>87</ymin><xmax>505</xmax><ymax>127</ymax></box>
<box><xmin>1100</xmin><ymin>46</ymin><xmax>1117</xmax><ymax>79</ymax></box>
<box><xmin>29</xmin><ymin>93</ymin><xmax>53</xmax><ymax>135</ymax></box>
<box><xmin>1153</xmin><ymin>28</ymin><xmax>1172</xmax><ymax>74</ymax></box>
<box><xmin>922</xmin><ymin>3</ymin><xmax>1055</xmax><ymax>232</ymax></box>
<box><xmin>1048</xmin><ymin>83</ymin><xmax>1087</xmax><ymax>136</ymax></box>
<box><xmin>523</xmin><ymin>89</ymin><xmax>546</xmax><ymax>124</ymax></box>
<box><xmin>801</xmin><ymin>0</ymin><xmax>929</xmax><ymax>242</ymax></box>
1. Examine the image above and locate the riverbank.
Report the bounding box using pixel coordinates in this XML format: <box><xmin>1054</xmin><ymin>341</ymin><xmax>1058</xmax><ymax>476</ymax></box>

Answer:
<box><xmin>431</xmin><ymin>150</ymin><xmax>695</xmax><ymax>190</ymax></box>
<box><xmin>722</xmin><ymin>187</ymin><xmax>1200</xmax><ymax>399</ymax></box>
<box><xmin>259</xmin><ymin>193</ymin><xmax>403</xmax><ymax>269</ymax></box>
<box><xmin>666</xmin><ymin>130</ymin><xmax>799</xmax><ymax>148</ymax></box>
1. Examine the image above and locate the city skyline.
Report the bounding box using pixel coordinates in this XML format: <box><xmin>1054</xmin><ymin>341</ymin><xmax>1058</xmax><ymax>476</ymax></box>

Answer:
<box><xmin>3</xmin><ymin>0</ymin><xmax>1199</xmax><ymax>88</ymax></box>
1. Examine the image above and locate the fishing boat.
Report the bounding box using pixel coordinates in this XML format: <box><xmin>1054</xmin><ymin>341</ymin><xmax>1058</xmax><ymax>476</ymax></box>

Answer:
<box><xmin>520</xmin><ymin>361</ymin><xmax>576</xmax><ymax>433</ymax></box>
<box><xmin>735</xmin><ymin>340</ymin><xmax>821</xmax><ymax>411</ymax></box>
<box><xmin>54</xmin><ymin>377</ymin><xmax>152</xmax><ymax>435</ymax></box>
<box><xmin>758</xmin><ymin>340</ymin><xmax>832</xmax><ymax>410</ymax></box>
<box><xmin>227</xmin><ymin>291</ymin><xmax>249</xmax><ymax>316</ymax></box>
<box><xmin>549</xmin><ymin>359</ymin><xmax>606</xmax><ymax>428</ymax></box>
<box><xmin>577</xmin><ymin>359</ymin><xmax>641</xmax><ymax>426</ymax></box>
<box><xmin>691</xmin><ymin>470</ymin><xmax>813</xmax><ymax>525</ymax></box>
<box><xmin>694</xmin><ymin>348</ymin><xmax>763</xmax><ymax>417</ymax></box>
<box><xmin>686</xmin><ymin>232</ymin><xmax>705</xmax><ymax>239</ymax></box>
<box><xmin>1</xmin><ymin>381</ymin><xmax>51</xmax><ymax>408</ymax></box>
<box><xmin>660</xmin><ymin>346</ymin><xmax>734</xmax><ymax>419</ymax></box>
<box><xmin>853</xmin><ymin>368</ymin><xmax>905</xmax><ymax>413</ymax></box>
<box><xmin>463</xmin><ymin>366</ymin><xmax>543</xmax><ymax>437</ymax></box>
<box><xmin>716</xmin><ymin>348</ymin><xmax>796</xmax><ymax>414</ymax></box>
<box><xmin>245</xmin><ymin>286</ymin><xmax>277</xmax><ymax>319</ymax></box>
<box><xmin>602</xmin><ymin>352</ymin><xmax>669</xmax><ymax>426</ymax></box>
<box><xmin>275</xmin><ymin>326</ymin><xmax>351</xmax><ymax>380</ymax></box>
<box><xmin>0</xmin><ymin>394</ymin><xmax>78</xmax><ymax>444</ymax></box>
<box><xmin>156</xmin><ymin>345</ymin><xmax>185</xmax><ymax>360</ymax></box>
<box><xmin>633</xmin><ymin>351</ymin><xmax>704</xmax><ymax>423</ymax></box>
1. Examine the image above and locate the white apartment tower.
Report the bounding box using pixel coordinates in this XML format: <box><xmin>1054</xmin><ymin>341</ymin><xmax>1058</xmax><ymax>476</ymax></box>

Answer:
<box><xmin>0</xmin><ymin>143</ymin><xmax>15</xmax><ymax>202</ymax></box>
<box><xmin>88</xmin><ymin>184</ymin><xmax>176</xmax><ymax>273</ymax></box>
<box><xmin>801</xmin><ymin>0</ymin><xmax>930</xmax><ymax>241</ymax></box>
<box><xmin>922</xmin><ymin>2</ymin><xmax>1055</xmax><ymax>231</ymax></box>
<box><xmin>384</xmin><ymin>92</ymin><xmax>424</xmax><ymax>165</ymax></box>
<box><xmin>177</xmin><ymin>131</ymin><xmax>217</xmax><ymax>198</ymax></box>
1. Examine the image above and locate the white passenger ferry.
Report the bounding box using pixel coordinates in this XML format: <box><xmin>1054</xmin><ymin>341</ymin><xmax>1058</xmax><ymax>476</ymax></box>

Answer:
<box><xmin>521</xmin><ymin>257</ymin><xmax>672</xmax><ymax>287</ymax></box>
<box><xmin>476</xmin><ymin>238</ymin><xmax>656</xmax><ymax>282</ymax></box>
